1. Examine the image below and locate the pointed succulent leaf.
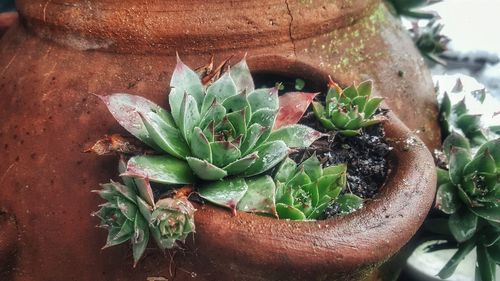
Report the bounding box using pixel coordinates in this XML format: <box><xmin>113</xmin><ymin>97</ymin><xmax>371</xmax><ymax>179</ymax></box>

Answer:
<box><xmin>449</xmin><ymin>208</ymin><xmax>478</xmax><ymax>242</ymax></box>
<box><xmin>287</xmin><ymin>169</ymin><xmax>312</xmax><ymax>188</ymax></box>
<box><xmin>440</xmin><ymin>91</ymin><xmax>452</xmax><ymax>118</ymax></box>
<box><xmin>116</xmin><ymin>196</ymin><xmax>138</xmax><ymax>220</ymax></box>
<box><xmin>476</xmin><ymin>139</ymin><xmax>500</xmax><ymax>169</ymax></box>
<box><xmin>268</xmin><ymin>124</ymin><xmax>324</xmax><ymax>148</ymax></box>
<box><xmin>456</xmin><ymin>114</ymin><xmax>482</xmax><ymax>134</ymax></box>
<box><xmin>337</xmin><ymin>194</ymin><xmax>363</xmax><ymax>214</ymax></box>
<box><xmin>99</xmin><ymin>93</ymin><xmax>169</xmax><ymax>148</ymax></box>
<box><xmin>199</xmin><ymin>178</ymin><xmax>248</xmax><ymax>209</ymax></box>
<box><xmin>342</xmin><ymin>85</ymin><xmax>358</xmax><ymax>100</ymax></box>
<box><xmin>319</xmin><ymin>117</ymin><xmax>336</xmax><ymax>130</ymax></box>
<box><xmin>436</xmin><ymin>167</ymin><xmax>451</xmax><ymax>186</ymax></box>
<box><xmin>240</xmin><ymin>123</ymin><xmax>266</xmax><ymax>155</ymax></box>
<box><xmin>243</xmin><ymin>141</ymin><xmax>289</xmax><ymax>177</ymax></box>
<box><xmin>345</xmin><ymin>115</ymin><xmax>364</xmax><ymax>130</ymax></box>
<box><xmin>210</xmin><ymin>141</ymin><xmax>241</xmax><ymax>167</ymax></box>
<box><xmin>126</xmin><ymin>155</ymin><xmax>195</xmax><ymax>184</ymax></box>
<box><xmin>357</xmin><ymin>80</ymin><xmax>373</xmax><ymax>97</ymax></box>
<box><xmin>466</xmin><ymin>129</ymin><xmax>488</xmax><ymax>147</ymax></box>
<box><xmin>331</xmin><ymin>111</ymin><xmax>350</xmax><ymax>128</ymax></box>
<box><xmin>436</xmin><ymin>183</ymin><xmax>460</xmax><ymax>214</ymax></box>
<box><xmin>464</xmin><ymin>149</ymin><xmax>496</xmax><ymax>176</ymax></box>
<box><xmin>237</xmin><ymin>175</ymin><xmax>276</xmax><ymax>215</ymax></box>
<box><xmin>317</xmin><ymin>175</ymin><xmax>342</xmax><ymax>199</ymax></box>
<box><xmin>250</xmin><ymin>108</ymin><xmax>277</xmax><ymax>145</ymax></box>
<box><xmin>324</xmin><ymin>163</ymin><xmax>347</xmax><ymax>176</ymax></box>
<box><xmin>179</xmin><ymin>93</ymin><xmax>201</xmax><ymax>144</ymax></box>
<box><xmin>103</xmin><ymin>225</ymin><xmax>132</xmax><ymax>248</ymax></box>
<box><xmin>247</xmin><ymin>88</ymin><xmax>279</xmax><ymax>112</ymax></box>
<box><xmin>452</xmin><ymin>98</ymin><xmax>467</xmax><ymax>116</ymax></box>
<box><xmin>438</xmin><ymin>238</ymin><xmax>476</xmax><ymax>279</ymax></box>
<box><xmin>276</xmin><ymin>203</ymin><xmax>306</xmax><ymax>220</ymax></box>
<box><xmin>352</xmin><ymin>96</ymin><xmax>368</xmax><ymax>111</ymax></box>
<box><xmin>312</xmin><ymin>101</ymin><xmax>325</xmax><ymax>118</ymax></box>
<box><xmin>136</xmin><ymin>196</ymin><xmax>153</xmax><ymax>222</ymax></box>
<box><xmin>223</xmin><ymin>152</ymin><xmax>259</xmax><ymax>175</ymax></box>
<box><xmin>140</xmin><ymin>112</ymin><xmax>190</xmax><ymax>159</ymax></box>
<box><xmin>186</xmin><ymin>157</ymin><xmax>227</xmax><ymax>180</ymax></box>
<box><xmin>470</xmin><ymin>205</ymin><xmax>500</xmax><ymax>223</ymax></box>
<box><xmin>363</xmin><ymin>97</ymin><xmax>384</xmax><ymax>118</ymax></box>
<box><xmin>299</xmin><ymin>153</ymin><xmax>323</xmax><ymax>182</ymax></box>
<box><xmin>132</xmin><ymin>213</ymin><xmax>150</xmax><ymax>267</ymax></box>
<box><xmin>442</xmin><ymin>132</ymin><xmax>470</xmax><ymax>158</ymax></box>
<box><xmin>222</xmin><ymin>92</ymin><xmax>251</xmax><ymax>118</ymax></box>
<box><xmin>198</xmin><ymin>101</ymin><xmax>226</xmax><ymax>130</ymax></box>
<box><xmin>133</xmin><ymin>177</ymin><xmax>155</xmax><ymax>207</ymax></box>
<box><xmin>202</xmin><ymin>71</ymin><xmax>238</xmax><ymax>113</ymax></box>
<box><xmin>190</xmin><ymin>127</ymin><xmax>212</xmax><ymax>162</ymax></box>
<box><xmin>230</xmin><ymin>57</ymin><xmax>255</xmax><ymax>93</ymax></box>
<box><xmin>226</xmin><ymin>108</ymin><xmax>247</xmax><ymax>137</ymax></box>
<box><xmin>170</xmin><ymin>56</ymin><xmax>204</xmax><ymax>116</ymax></box>
<box><xmin>449</xmin><ymin>147</ymin><xmax>471</xmax><ymax>185</ymax></box>
<box><xmin>476</xmin><ymin>245</ymin><xmax>496</xmax><ymax>281</ymax></box>
<box><xmin>274</xmin><ymin>157</ymin><xmax>298</xmax><ymax>183</ymax></box>
<box><xmin>274</xmin><ymin>92</ymin><xmax>318</xmax><ymax>129</ymax></box>
<box><xmin>488</xmin><ymin>242</ymin><xmax>500</xmax><ymax>263</ymax></box>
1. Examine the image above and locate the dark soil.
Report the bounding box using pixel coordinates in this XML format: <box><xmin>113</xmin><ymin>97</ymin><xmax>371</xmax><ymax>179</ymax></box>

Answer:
<box><xmin>291</xmin><ymin>110</ymin><xmax>392</xmax><ymax>219</ymax></box>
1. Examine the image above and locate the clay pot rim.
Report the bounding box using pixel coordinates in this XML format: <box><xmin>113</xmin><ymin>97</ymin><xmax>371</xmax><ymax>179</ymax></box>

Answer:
<box><xmin>193</xmin><ymin>111</ymin><xmax>437</xmax><ymax>271</ymax></box>
<box><xmin>16</xmin><ymin>0</ymin><xmax>380</xmax><ymax>54</ymax></box>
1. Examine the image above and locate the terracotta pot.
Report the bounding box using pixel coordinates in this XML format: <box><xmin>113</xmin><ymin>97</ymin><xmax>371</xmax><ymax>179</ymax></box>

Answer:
<box><xmin>0</xmin><ymin>0</ymin><xmax>438</xmax><ymax>280</ymax></box>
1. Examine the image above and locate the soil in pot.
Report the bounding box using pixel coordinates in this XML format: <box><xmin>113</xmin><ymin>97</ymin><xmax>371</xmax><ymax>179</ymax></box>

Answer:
<box><xmin>253</xmin><ymin>72</ymin><xmax>392</xmax><ymax>219</ymax></box>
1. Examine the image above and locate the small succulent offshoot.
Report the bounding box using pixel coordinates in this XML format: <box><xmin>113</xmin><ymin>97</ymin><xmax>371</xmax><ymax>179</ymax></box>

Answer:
<box><xmin>411</xmin><ymin>20</ymin><xmax>450</xmax><ymax>65</ymax></box>
<box><xmin>100</xmin><ymin>56</ymin><xmax>322</xmax><ymax>183</ymax></box>
<box><xmin>439</xmin><ymin>90</ymin><xmax>488</xmax><ymax>147</ymax></box>
<box><xmin>433</xmin><ymin>134</ymin><xmax>499</xmax><ymax>280</ymax></box>
<box><xmin>92</xmin><ymin>159</ymin><xmax>196</xmax><ymax>266</ymax></box>
<box><xmin>274</xmin><ymin>154</ymin><xmax>363</xmax><ymax>220</ymax></box>
<box><xmin>312</xmin><ymin>79</ymin><xmax>384</xmax><ymax>136</ymax></box>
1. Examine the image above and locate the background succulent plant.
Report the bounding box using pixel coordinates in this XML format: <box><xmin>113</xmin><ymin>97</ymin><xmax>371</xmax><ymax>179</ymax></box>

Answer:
<box><xmin>410</xmin><ymin>20</ymin><xmax>450</xmax><ymax>65</ymax></box>
<box><xmin>385</xmin><ymin>0</ymin><xmax>442</xmax><ymax>20</ymax></box>
<box><xmin>100</xmin><ymin>56</ymin><xmax>322</xmax><ymax>183</ymax></box>
<box><xmin>312</xmin><ymin>80</ymin><xmax>383</xmax><ymax>136</ymax></box>
<box><xmin>273</xmin><ymin>154</ymin><xmax>363</xmax><ymax>220</ymax></box>
<box><xmin>439</xmin><ymin>89</ymin><xmax>488</xmax><ymax>146</ymax></box>
<box><xmin>92</xmin><ymin>159</ymin><xmax>196</xmax><ymax>265</ymax></box>
<box><xmin>431</xmin><ymin>134</ymin><xmax>499</xmax><ymax>280</ymax></box>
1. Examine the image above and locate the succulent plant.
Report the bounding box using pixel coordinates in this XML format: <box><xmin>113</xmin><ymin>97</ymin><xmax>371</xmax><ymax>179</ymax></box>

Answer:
<box><xmin>312</xmin><ymin>80</ymin><xmax>383</xmax><ymax>136</ymax></box>
<box><xmin>273</xmin><ymin>154</ymin><xmax>363</xmax><ymax>220</ymax></box>
<box><xmin>386</xmin><ymin>0</ymin><xmax>441</xmax><ymax>20</ymax></box>
<box><xmin>411</xmin><ymin>20</ymin><xmax>450</xmax><ymax>65</ymax></box>
<box><xmin>100</xmin><ymin>56</ymin><xmax>322</xmax><ymax>183</ymax></box>
<box><xmin>92</xmin><ymin>158</ymin><xmax>196</xmax><ymax>265</ymax></box>
<box><xmin>433</xmin><ymin>134</ymin><xmax>500</xmax><ymax>280</ymax></box>
<box><xmin>150</xmin><ymin>196</ymin><xmax>195</xmax><ymax>250</ymax></box>
<box><xmin>439</xmin><ymin>90</ymin><xmax>488</xmax><ymax>146</ymax></box>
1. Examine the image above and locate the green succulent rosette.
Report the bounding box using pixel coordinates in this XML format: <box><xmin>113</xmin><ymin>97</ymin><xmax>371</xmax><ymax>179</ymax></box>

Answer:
<box><xmin>150</xmin><ymin>197</ymin><xmax>196</xmax><ymax>250</ymax></box>
<box><xmin>433</xmin><ymin>134</ymin><xmax>500</xmax><ymax>280</ymax></box>
<box><xmin>92</xmin><ymin>159</ymin><xmax>196</xmax><ymax>265</ymax></box>
<box><xmin>100</xmin><ymin>56</ymin><xmax>322</xmax><ymax>183</ymax></box>
<box><xmin>312</xmin><ymin>80</ymin><xmax>383</xmax><ymax>136</ymax></box>
<box><xmin>274</xmin><ymin>154</ymin><xmax>363</xmax><ymax>220</ymax></box>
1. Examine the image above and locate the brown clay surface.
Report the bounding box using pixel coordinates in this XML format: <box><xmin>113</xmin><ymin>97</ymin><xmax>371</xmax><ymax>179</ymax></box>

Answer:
<box><xmin>0</xmin><ymin>1</ymin><xmax>438</xmax><ymax>280</ymax></box>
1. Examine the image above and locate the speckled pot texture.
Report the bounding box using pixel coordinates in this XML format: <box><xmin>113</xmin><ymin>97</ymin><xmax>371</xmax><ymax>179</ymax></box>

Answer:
<box><xmin>0</xmin><ymin>1</ymin><xmax>438</xmax><ymax>280</ymax></box>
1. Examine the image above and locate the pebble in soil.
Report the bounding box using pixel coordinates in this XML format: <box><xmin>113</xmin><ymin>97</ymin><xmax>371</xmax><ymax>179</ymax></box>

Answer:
<box><xmin>291</xmin><ymin>110</ymin><xmax>392</xmax><ymax>219</ymax></box>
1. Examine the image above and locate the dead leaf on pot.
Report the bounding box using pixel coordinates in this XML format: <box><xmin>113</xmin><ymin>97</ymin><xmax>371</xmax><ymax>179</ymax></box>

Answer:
<box><xmin>84</xmin><ymin>134</ymin><xmax>150</xmax><ymax>155</ymax></box>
